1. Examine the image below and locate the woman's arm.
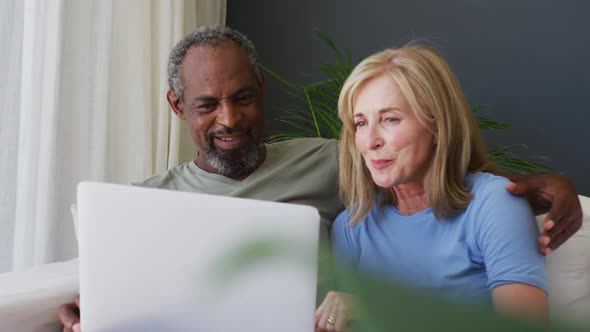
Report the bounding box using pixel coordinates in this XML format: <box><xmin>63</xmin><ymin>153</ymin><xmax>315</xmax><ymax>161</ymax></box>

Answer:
<box><xmin>492</xmin><ymin>283</ymin><xmax>548</xmax><ymax>321</ymax></box>
<box><xmin>315</xmin><ymin>210</ymin><xmax>362</xmax><ymax>331</ymax></box>
<box><xmin>474</xmin><ymin>175</ymin><xmax>549</xmax><ymax>322</ymax></box>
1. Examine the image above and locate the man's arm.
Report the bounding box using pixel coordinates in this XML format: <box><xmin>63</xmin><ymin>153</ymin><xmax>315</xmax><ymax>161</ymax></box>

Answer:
<box><xmin>505</xmin><ymin>172</ymin><xmax>583</xmax><ymax>255</ymax></box>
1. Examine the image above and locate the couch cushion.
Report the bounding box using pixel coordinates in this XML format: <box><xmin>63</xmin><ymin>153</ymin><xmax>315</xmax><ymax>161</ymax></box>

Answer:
<box><xmin>541</xmin><ymin>195</ymin><xmax>590</xmax><ymax>327</ymax></box>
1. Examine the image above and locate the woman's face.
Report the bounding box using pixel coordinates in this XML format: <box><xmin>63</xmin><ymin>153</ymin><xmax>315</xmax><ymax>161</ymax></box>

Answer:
<box><xmin>353</xmin><ymin>74</ymin><xmax>435</xmax><ymax>189</ymax></box>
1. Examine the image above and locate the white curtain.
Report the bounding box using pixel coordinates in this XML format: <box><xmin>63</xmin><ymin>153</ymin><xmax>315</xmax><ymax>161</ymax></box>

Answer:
<box><xmin>0</xmin><ymin>0</ymin><xmax>227</xmax><ymax>273</ymax></box>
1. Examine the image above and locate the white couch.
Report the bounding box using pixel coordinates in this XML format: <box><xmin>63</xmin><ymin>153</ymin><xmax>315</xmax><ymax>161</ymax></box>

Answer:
<box><xmin>543</xmin><ymin>195</ymin><xmax>590</xmax><ymax>328</ymax></box>
<box><xmin>0</xmin><ymin>258</ymin><xmax>78</xmax><ymax>331</ymax></box>
<box><xmin>0</xmin><ymin>196</ymin><xmax>588</xmax><ymax>331</ymax></box>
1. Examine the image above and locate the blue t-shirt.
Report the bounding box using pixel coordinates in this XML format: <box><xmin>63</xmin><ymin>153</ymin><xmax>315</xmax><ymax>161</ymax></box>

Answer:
<box><xmin>331</xmin><ymin>172</ymin><xmax>548</xmax><ymax>304</ymax></box>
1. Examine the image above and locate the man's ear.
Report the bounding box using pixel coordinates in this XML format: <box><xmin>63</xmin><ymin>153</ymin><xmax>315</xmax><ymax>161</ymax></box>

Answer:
<box><xmin>167</xmin><ymin>89</ymin><xmax>185</xmax><ymax>119</ymax></box>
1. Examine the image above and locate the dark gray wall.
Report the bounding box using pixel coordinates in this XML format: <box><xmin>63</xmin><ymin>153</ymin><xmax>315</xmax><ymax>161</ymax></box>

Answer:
<box><xmin>227</xmin><ymin>0</ymin><xmax>590</xmax><ymax>195</ymax></box>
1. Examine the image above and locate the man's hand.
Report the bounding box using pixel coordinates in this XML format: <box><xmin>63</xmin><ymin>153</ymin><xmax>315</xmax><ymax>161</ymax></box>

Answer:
<box><xmin>58</xmin><ymin>294</ymin><xmax>81</xmax><ymax>332</ymax></box>
<box><xmin>506</xmin><ymin>173</ymin><xmax>582</xmax><ymax>255</ymax></box>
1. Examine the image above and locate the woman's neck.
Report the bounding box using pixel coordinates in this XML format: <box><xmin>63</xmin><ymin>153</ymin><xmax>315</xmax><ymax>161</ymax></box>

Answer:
<box><xmin>392</xmin><ymin>182</ymin><xmax>429</xmax><ymax>216</ymax></box>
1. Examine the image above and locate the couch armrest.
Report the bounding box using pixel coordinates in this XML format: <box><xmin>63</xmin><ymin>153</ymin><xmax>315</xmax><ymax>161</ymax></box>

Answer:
<box><xmin>0</xmin><ymin>258</ymin><xmax>79</xmax><ymax>332</ymax></box>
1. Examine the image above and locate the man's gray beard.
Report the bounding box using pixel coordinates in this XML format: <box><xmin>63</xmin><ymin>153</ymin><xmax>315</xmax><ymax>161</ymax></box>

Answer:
<box><xmin>205</xmin><ymin>133</ymin><xmax>263</xmax><ymax>178</ymax></box>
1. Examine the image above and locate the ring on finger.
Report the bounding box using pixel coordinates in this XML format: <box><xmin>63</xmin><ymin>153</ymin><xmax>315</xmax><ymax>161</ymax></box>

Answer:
<box><xmin>327</xmin><ymin>315</ymin><xmax>336</xmax><ymax>326</ymax></box>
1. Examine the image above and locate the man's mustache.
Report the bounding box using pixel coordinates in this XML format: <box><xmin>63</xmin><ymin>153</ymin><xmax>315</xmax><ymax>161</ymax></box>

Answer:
<box><xmin>208</xmin><ymin>127</ymin><xmax>250</xmax><ymax>137</ymax></box>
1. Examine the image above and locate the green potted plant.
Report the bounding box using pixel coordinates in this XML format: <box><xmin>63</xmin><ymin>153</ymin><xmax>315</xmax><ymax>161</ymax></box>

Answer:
<box><xmin>263</xmin><ymin>31</ymin><xmax>548</xmax><ymax>174</ymax></box>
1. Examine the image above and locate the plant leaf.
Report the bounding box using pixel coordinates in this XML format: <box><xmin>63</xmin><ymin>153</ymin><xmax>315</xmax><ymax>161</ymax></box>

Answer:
<box><xmin>262</xmin><ymin>31</ymin><xmax>550</xmax><ymax>174</ymax></box>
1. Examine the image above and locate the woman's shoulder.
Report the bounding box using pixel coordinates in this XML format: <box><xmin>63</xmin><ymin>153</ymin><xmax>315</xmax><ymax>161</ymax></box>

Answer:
<box><xmin>333</xmin><ymin>203</ymin><xmax>390</xmax><ymax>232</ymax></box>
<box><xmin>466</xmin><ymin>172</ymin><xmax>511</xmax><ymax>193</ymax></box>
<box><xmin>333</xmin><ymin>208</ymin><xmax>352</xmax><ymax>229</ymax></box>
<box><xmin>465</xmin><ymin>172</ymin><xmax>534</xmax><ymax>224</ymax></box>
<box><xmin>465</xmin><ymin>171</ymin><xmax>534</xmax><ymax>218</ymax></box>
<box><xmin>332</xmin><ymin>207</ymin><xmax>370</xmax><ymax>233</ymax></box>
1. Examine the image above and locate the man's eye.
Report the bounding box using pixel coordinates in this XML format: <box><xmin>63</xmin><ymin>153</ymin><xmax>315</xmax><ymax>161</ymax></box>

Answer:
<box><xmin>196</xmin><ymin>103</ymin><xmax>217</xmax><ymax>111</ymax></box>
<box><xmin>233</xmin><ymin>94</ymin><xmax>255</xmax><ymax>105</ymax></box>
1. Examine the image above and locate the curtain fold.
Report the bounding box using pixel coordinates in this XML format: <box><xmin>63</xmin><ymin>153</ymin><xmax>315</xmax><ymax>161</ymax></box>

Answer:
<box><xmin>0</xmin><ymin>0</ymin><xmax>24</xmax><ymax>273</ymax></box>
<box><xmin>1</xmin><ymin>0</ymin><xmax>227</xmax><ymax>273</ymax></box>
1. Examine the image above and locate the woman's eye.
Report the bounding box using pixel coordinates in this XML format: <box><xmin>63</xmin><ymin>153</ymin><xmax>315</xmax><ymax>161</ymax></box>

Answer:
<box><xmin>354</xmin><ymin>121</ymin><xmax>366</xmax><ymax>127</ymax></box>
<box><xmin>385</xmin><ymin>117</ymin><xmax>399</xmax><ymax>123</ymax></box>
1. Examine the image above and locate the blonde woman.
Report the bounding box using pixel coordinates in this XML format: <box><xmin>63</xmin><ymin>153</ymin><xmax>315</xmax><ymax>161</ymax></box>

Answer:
<box><xmin>320</xmin><ymin>44</ymin><xmax>548</xmax><ymax>329</ymax></box>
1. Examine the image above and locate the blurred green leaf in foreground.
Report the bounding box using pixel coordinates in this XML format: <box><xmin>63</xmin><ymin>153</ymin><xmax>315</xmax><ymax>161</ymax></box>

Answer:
<box><xmin>210</xmin><ymin>237</ymin><xmax>579</xmax><ymax>332</ymax></box>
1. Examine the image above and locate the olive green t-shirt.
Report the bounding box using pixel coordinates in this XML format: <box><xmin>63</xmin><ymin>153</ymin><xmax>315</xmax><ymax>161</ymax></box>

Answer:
<box><xmin>135</xmin><ymin>137</ymin><xmax>343</xmax><ymax>299</ymax></box>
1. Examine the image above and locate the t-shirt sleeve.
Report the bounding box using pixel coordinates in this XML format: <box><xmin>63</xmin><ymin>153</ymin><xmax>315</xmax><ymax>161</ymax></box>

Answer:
<box><xmin>330</xmin><ymin>210</ymin><xmax>359</xmax><ymax>268</ymax></box>
<box><xmin>474</xmin><ymin>176</ymin><xmax>548</xmax><ymax>294</ymax></box>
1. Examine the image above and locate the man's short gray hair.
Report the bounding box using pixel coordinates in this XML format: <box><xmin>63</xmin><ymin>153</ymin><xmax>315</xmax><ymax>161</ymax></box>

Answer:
<box><xmin>167</xmin><ymin>25</ymin><xmax>261</xmax><ymax>101</ymax></box>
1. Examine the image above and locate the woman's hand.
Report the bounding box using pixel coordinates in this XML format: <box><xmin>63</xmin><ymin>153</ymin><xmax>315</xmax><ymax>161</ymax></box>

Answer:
<box><xmin>315</xmin><ymin>291</ymin><xmax>354</xmax><ymax>332</ymax></box>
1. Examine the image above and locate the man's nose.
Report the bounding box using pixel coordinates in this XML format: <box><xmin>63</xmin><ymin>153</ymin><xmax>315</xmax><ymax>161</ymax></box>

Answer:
<box><xmin>216</xmin><ymin>101</ymin><xmax>241</xmax><ymax>128</ymax></box>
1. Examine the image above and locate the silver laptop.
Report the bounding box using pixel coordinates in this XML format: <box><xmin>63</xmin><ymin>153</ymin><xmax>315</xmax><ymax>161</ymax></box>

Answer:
<box><xmin>77</xmin><ymin>182</ymin><xmax>320</xmax><ymax>332</ymax></box>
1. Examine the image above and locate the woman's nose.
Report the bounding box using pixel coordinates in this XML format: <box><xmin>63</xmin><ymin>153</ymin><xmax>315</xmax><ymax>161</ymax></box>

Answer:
<box><xmin>366</xmin><ymin>127</ymin><xmax>384</xmax><ymax>150</ymax></box>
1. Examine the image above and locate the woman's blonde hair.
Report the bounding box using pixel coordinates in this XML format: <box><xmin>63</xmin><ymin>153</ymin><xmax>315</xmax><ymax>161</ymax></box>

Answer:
<box><xmin>338</xmin><ymin>44</ymin><xmax>495</xmax><ymax>224</ymax></box>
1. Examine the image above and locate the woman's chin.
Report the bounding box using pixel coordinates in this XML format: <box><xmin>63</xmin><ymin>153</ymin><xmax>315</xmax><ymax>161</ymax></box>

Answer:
<box><xmin>373</xmin><ymin>178</ymin><xmax>396</xmax><ymax>188</ymax></box>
